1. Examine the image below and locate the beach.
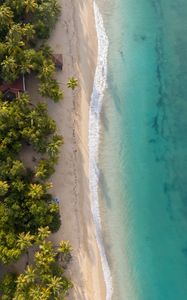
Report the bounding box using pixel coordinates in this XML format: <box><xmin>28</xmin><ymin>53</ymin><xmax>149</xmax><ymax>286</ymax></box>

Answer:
<box><xmin>47</xmin><ymin>0</ymin><xmax>106</xmax><ymax>299</ymax></box>
<box><xmin>53</xmin><ymin>1</ymin><xmax>187</xmax><ymax>299</ymax></box>
<box><xmin>0</xmin><ymin>1</ymin><xmax>106</xmax><ymax>298</ymax></box>
<box><xmin>1</xmin><ymin>0</ymin><xmax>187</xmax><ymax>299</ymax></box>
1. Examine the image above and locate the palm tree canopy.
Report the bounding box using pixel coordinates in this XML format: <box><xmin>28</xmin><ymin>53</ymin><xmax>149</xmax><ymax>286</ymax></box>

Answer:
<box><xmin>0</xmin><ymin>5</ymin><xmax>13</xmax><ymax>27</ymax></box>
<box><xmin>67</xmin><ymin>77</ymin><xmax>78</xmax><ymax>90</ymax></box>
<box><xmin>24</xmin><ymin>0</ymin><xmax>38</xmax><ymax>14</ymax></box>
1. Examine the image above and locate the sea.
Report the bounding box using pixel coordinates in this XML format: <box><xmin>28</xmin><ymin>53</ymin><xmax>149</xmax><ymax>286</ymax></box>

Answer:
<box><xmin>89</xmin><ymin>1</ymin><xmax>187</xmax><ymax>300</ymax></box>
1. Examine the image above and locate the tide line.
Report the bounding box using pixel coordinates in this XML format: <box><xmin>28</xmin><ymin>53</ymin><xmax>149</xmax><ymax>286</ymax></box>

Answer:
<box><xmin>89</xmin><ymin>2</ymin><xmax>113</xmax><ymax>300</ymax></box>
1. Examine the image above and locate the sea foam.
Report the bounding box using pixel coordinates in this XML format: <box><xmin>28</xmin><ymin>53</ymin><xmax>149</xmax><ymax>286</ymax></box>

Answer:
<box><xmin>89</xmin><ymin>2</ymin><xmax>113</xmax><ymax>300</ymax></box>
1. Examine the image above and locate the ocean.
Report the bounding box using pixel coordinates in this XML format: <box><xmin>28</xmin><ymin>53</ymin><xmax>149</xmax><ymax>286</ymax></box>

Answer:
<box><xmin>90</xmin><ymin>1</ymin><xmax>187</xmax><ymax>299</ymax></box>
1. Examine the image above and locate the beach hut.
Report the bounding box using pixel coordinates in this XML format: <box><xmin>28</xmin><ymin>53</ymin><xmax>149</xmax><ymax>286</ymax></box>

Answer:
<box><xmin>0</xmin><ymin>75</ymin><xmax>25</xmax><ymax>100</ymax></box>
<box><xmin>52</xmin><ymin>54</ymin><xmax>63</xmax><ymax>70</ymax></box>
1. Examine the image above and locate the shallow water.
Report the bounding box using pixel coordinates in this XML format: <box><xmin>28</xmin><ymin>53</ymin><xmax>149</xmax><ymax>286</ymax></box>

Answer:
<box><xmin>95</xmin><ymin>1</ymin><xmax>187</xmax><ymax>299</ymax></box>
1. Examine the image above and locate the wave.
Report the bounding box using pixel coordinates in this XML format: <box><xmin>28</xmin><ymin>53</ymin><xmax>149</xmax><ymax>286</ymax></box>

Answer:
<box><xmin>89</xmin><ymin>2</ymin><xmax>113</xmax><ymax>300</ymax></box>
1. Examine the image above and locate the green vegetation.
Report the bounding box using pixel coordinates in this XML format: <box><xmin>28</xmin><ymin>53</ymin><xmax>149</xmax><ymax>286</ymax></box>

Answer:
<box><xmin>0</xmin><ymin>0</ymin><xmax>77</xmax><ymax>298</ymax></box>
<box><xmin>0</xmin><ymin>95</ymin><xmax>63</xmax><ymax>264</ymax></box>
<box><xmin>67</xmin><ymin>77</ymin><xmax>78</xmax><ymax>91</ymax></box>
<box><xmin>0</xmin><ymin>228</ymin><xmax>73</xmax><ymax>299</ymax></box>
<box><xmin>0</xmin><ymin>0</ymin><xmax>62</xmax><ymax>101</ymax></box>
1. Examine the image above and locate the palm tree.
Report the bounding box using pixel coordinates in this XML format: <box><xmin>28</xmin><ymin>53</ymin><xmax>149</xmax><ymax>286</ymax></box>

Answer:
<box><xmin>7</xmin><ymin>24</ymin><xmax>23</xmax><ymax>45</ymax></box>
<box><xmin>49</xmin><ymin>0</ymin><xmax>61</xmax><ymax>17</ymax></box>
<box><xmin>9</xmin><ymin>160</ymin><xmax>25</xmax><ymax>178</ymax></box>
<box><xmin>49</xmin><ymin>203</ymin><xmax>58</xmax><ymax>213</ymax></box>
<box><xmin>39</xmin><ymin>79</ymin><xmax>64</xmax><ymax>102</ymax></box>
<box><xmin>28</xmin><ymin>286</ymin><xmax>43</xmax><ymax>299</ymax></box>
<box><xmin>57</xmin><ymin>241</ymin><xmax>72</xmax><ymax>266</ymax></box>
<box><xmin>24</xmin><ymin>0</ymin><xmax>38</xmax><ymax>14</ymax></box>
<box><xmin>37</xmin><ymin>226</ymin><xmax>51</xmax><ymax>243</ymax></box>
<box><xmin>46</xmin><ymin>135</ymin><xmax>63</xmax><ymax>158</ymax></box>
<box><xmin>58</xmin><ymin>241</ymin><xmax>72</xmax><ymax>256</ymax></box>
<box><xmin>39</xmin><ymin>45</ymin><xmax>52</xmax><ymax>58</ymax></box>
<box><xmin>37</xmin><ymin>0</ymin><xmax>61</xmax><ymax>27</ymax></box>
<box><xmin>0</xmin><ymin>5</ymin><xmax>13</xmax><ymax>27</ymax></box>
<box><xmin>0</xmin><ymin>180</ymin><xmax>9</xmax><ymax>196</ymax></box>
<box><xmin>67</xmin><ymin>77</ymin><xmax>78</xmax><ymax>90</ymax></box>
<box><xmin>47</xmin><ymin>276</ymin><xmax>63</xmax><ymax>296</ymax></box>
<box><xmin>28</xmin><ymin>183</ymin><xmax>44</xmax><ymax>199</ymax></box>
<box><xmin>1</xmin><ymin>56</ymin><xmax>18</xmax><ymax>82</ymax></box>
<box><xmin>17</xmin><ymin>232</ymin><xmax>34</xmax><ymax>251</ymax></box>
<box><xmin>17</xmin><ymin>93</ymin><xmax>30</xmax><ymax>107</ymax></box>
<box><xmin>0</xmin><ymin>239</ymin><xmax>73</xmax><ymax>298</ymax></box>
<box><xmin>19</xmin><ymin>49</ymin><xmax>36</xmax><ymax>75</ymax></box>
<box><xmin>22</xmin><ymin>24</ymin><xmax>35</xmax><ymax>42</ymax></box>
<box><xmin>35</xmin><ymin>241</ymin><xmax>56</xmax><ymax>271</ymax></box>
<box><xmin>6</xmin><ymin>24</ymin><xmax>34</xmax><ymax>57</ymax></box>
<box><xmin>24</xmin><ymin>266</ymin><xmax>35</xmax><ymax>284</ymax></box>
<box><xmin>16</xmin><ymin>273</ymin><xmax>28</xmax><ymax>289</ymax></box>
<box><xmin>38</xmin><ymin>60</ymin><xmax>55</xmax><ymax>80</ymax></box>
<box><xmin>7</xmin><ymin>0</ymin><xmax>24</xmax><ymax>13</ymax></box>
<box><xmin>11</xmin><ymin>180</ymin><xmax>25</xmax><ymax>192</ymax></box>
<box><xmin>20</xmin><ymin>60</ymin><xmax>33</xmax><ymax>76</ymax></box>
<box><xmin>35</xmin><ymin>159</ymin><xmax>55</xmax><ymax>180</ymax></box>
<box><xmin>29</xmin><ymin>286</ymin><xmax>51</xmax><ymax>300</ymax></box>
<box><xmin>0</xmin><ymin>274</ymin><xmax>16</xmax><ymax>299</ymax></box>
<box><xmin>5</xmin><ymin>39</ymin><xmax>23</xmax><ymax>57</ymax></box>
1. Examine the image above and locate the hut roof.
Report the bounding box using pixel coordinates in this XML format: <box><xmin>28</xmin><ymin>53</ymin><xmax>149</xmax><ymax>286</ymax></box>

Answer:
<box><xmin>52</xmin><ymin>54</ymin><xmax>63</xmax><ymax>70</ymax></box>
<box><xmin>0</xmin><ymin>77</ymin><xmax>24</xmax><ymax>93</ymax></box>
<box><xmin>0</xmin><ymin>77</ymin><xmax>25</xmax><ymax>99</ymax></box>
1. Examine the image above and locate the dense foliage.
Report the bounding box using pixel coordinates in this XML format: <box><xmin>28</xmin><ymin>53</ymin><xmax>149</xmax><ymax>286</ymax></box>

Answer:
<box><xmin>0</xmin><ymin>0</ymin><xmax>63</xmax><ymax>101</ymax></box>
<box><xmin>0</xmin><ymin>0</ymin><xmax>74</xmax><ymax>298</ymax></box>
<box><xmin>0</xmin><ymin>94</ymin><xmax>63</xmax><ymax>264</ymax></box>
<box><xmin>0</xmin><ymin>227</ymin><xmax>73</xmax><ymax>299</ymax></box>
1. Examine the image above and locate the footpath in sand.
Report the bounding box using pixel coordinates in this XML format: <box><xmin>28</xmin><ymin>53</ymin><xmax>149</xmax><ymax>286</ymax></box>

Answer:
<box><xmin>42</xmin><ymin>1</ymin><xmax>105</xmax><ymax>299</ymax></box>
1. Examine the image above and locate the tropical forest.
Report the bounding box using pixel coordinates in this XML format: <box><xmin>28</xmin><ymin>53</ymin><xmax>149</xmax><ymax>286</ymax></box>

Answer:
<box><xmin>0</xmin><ymin>0</ymin><xmax>76</xmax><ymax>298</ymax></box>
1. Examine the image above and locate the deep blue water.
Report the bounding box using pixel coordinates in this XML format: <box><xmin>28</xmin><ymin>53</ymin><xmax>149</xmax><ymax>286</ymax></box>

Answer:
<box><xmin>98</xmin><ymin>1</ymin><xmax>187</xmax><ymax>299</ymax></box>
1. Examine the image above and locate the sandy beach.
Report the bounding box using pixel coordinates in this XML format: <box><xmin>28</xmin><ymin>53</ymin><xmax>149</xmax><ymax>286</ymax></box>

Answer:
<box><xmin>0</xmin><ymin>1</ymin><xmax>106</xmax><ymax>298</ymax></box>
<box><xmin>47</xmin><ymin>1</ymin><xmax>106</xmax><ymax>299</ymax></box>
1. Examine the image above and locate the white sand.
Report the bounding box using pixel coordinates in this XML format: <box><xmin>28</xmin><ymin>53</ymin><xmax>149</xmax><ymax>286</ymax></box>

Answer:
<box><xmin>47</xmin><ymin>1</ymin><xmax>106</xmax><ymax>299</ymax></box>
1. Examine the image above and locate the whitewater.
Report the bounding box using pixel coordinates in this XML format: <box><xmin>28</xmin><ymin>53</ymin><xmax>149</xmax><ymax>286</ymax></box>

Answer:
<box><xmin>89</xmin><ymin>2</ymin><xmax>113</xmax><ymax>300</ymax></box>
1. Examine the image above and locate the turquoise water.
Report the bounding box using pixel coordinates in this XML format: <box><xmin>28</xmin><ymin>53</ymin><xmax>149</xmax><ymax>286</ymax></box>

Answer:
<box><xmin>97</xmin><ymin>1</ymin><xmax>187</xmax><ymax>299</ymax></box>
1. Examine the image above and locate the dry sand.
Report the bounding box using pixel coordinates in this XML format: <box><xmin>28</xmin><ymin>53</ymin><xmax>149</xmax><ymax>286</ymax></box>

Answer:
<box><xmin>47</xmin><ymin>1</ymin><xmax>106</xmax><ymax>299</ymax></box>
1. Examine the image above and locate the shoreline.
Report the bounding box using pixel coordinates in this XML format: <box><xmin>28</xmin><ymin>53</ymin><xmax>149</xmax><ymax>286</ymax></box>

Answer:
<box><xmin>47</xmin><ymin>0</ymin><xmax>106</xmax><ymax>299</ymax></box>
<box><xmin>89</xmin><ymin>3</ymin><xmax>113</xmax><ymax>300</ymax></box>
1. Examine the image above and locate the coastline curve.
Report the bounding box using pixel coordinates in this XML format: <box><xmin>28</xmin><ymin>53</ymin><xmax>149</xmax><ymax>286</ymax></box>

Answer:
<box><xmin>89</xmin><ymin>2</ymin><xmax>113</xmax><ymax>300</ymax></box>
